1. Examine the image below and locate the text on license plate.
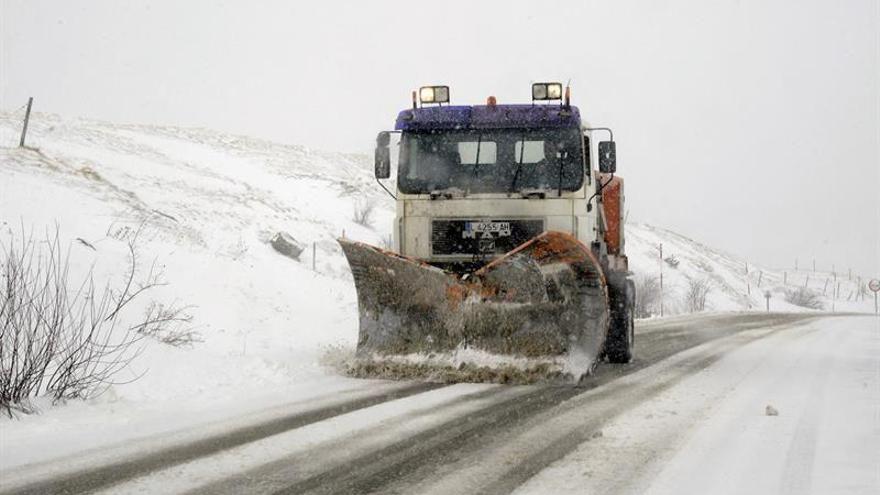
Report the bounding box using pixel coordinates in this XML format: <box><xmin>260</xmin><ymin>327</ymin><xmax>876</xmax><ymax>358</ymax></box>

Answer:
<box><xmin>464</xmin><ymin>221</ymin><xmax>511</xmax><ymax>237</ymax></box>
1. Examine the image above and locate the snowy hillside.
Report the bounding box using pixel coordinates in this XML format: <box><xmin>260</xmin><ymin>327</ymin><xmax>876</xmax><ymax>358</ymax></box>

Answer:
<box><xmin>626</xmin><ymin>224</ymin><xmax>873</xmax><ymax>315</ymax></box>
<box><xmin>0</xmin><ymin>111</ymin><xmax>873</xmax><ymax>419</ymax></box>
<box><xmin>0</xmin><ymin>111</ymin><xmax>396</xmax><ymax>423</ymax></box>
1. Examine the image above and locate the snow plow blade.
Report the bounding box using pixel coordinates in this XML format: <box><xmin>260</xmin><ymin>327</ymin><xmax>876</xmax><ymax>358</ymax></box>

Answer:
<box><xmin>338</xmin><ymin>232</ymin><xmax>609</xmax><ymax>383</ymax></box>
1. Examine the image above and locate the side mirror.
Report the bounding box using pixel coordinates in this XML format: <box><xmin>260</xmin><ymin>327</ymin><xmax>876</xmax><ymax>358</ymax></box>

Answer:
<box><xmin>375</xmin><ymin>131</ymin><xmax>391</xmax><ymax>179</ymax></box>
<box><xmin>598</xmin><ymin>141</ymin><xmax>616</xmax><ymax>174</ymax></box>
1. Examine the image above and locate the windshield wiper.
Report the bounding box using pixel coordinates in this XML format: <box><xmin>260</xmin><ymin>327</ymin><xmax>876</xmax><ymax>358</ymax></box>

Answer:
<box><xmin>429</xmin><ymin>190</ymin><xmax>452</xmax><ymax>200</ymax></box>
<box><xmin>519</xmin><ymin>188</ymin><xmax>547</xmax><ymax>199</ymax></box>
<box><xmin>465</xmin><ymin>133</ymin><xmax>484</xmax><ymax>196</ymax></box>
<box><xmin>429</xmin><ymin>188</ymin><xmax>465</xmax><ymax>200</ymax></box>
<box><xmin>470</xmin><ymin>134</ymin><xmax>483</xmax><ymax>179</ymax></box>
<box><xmin>556</xmin><ymin>149</ymin><xmax>569</xmax><ymax>197</ymax></box>
<box><xmin>509</xmin><ymin>132</ymin><xmax>526</xmax><ymax>194</ymax></box>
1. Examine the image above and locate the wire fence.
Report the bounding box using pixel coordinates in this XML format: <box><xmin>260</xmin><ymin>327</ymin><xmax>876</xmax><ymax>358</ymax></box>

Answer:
<box><xmin>651</xmin><ymin>241</ymin><xmax>877</xmax><ymax>314</ymax></box>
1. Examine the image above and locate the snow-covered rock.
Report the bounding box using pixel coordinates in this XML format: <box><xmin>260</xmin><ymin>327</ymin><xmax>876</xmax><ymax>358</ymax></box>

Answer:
<box><xmin>270</xmin><ymin>231</ymin><xmax>304</xmax><ymax>260</ymax></box>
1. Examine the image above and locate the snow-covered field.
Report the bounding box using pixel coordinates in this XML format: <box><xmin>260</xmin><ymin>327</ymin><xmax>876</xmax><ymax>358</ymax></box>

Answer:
<box><xmin>0</xmin><ymin>112</ymin><xmax>875</xmax><ymax>474</ymax></box>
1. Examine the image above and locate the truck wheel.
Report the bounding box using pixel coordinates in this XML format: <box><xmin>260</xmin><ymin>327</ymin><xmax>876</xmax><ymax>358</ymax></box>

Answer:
<box><xmin>606</xmin><ymin>279</ymin><xmax>635</xmax><ymax>363</ymax></box>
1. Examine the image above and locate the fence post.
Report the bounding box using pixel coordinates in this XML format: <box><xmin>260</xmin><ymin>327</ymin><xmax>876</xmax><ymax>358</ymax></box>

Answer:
<box><xmin>659</xmin><ymin>243</ymin><xmax>664</xmax><ymax>317</ymax></box>
<box><xmin>832</xmin><ymin>282</ymin><xmax>840</xmax><ymax>312</ymax></box>
<box><xmin>312</xmin><ymin>242</ymin><xmax>316</xmax><ymax>271</ymax></box>
<box><xmin>19</xmin><ymin>97</ymin><xmax>33</xmax><ymax>147</ymax></box>
<box><xmin>745</xmin><ymin>262</ymin><xmax>750</xmax><ymax>296</ymax></box>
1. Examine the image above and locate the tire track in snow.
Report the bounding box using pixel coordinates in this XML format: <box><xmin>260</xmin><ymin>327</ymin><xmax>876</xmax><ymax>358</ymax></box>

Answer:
<box><xmin>181</xmin><ymin>385</ymin><xmax>523</xmax><ymax>495</ymax></box>
<box><xmin>205</xmin><ymin>313</ymin><xmax>819</xmax><ymax>495</ymax></box>
<box><xmin>3</xmin><ymin>382</ymin><xmax>444</xmax><ymax>495</ymax></box>
<box><xmin>779</xmin><ymin>319</ymin><xmax>850</xmax><ymax>494</ymax></box>
<box><xmin>397</xmin><ymin>321</ymin><xmax>814</xmax><ymax>495</ymax></box>
<box><xmin>510</xmin><ymin>320</ymin><xmax>827</xmax><ymax>495</ymax></box>
<box><xmin>273</xmin><ymin>386</ymin><xmax>582</xmax><ymax>495</ymax></box>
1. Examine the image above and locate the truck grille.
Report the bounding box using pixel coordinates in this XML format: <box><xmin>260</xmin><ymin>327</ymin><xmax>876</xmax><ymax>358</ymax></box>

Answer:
<box><xmin>431</xmin><ymin>219</ymin><xmax>545</xmax><ymax>256</ymax></box>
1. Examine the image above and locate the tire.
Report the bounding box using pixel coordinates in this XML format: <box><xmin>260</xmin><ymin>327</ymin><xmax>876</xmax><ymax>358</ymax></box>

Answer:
<box><xmin>605</xmin><ymin>277</ymin><xmax>635</xmax><ymax>363</ymax></box>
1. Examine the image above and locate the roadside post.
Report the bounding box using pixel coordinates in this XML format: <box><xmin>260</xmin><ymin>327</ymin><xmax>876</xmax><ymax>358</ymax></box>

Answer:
<box><xmin>869</xmin><ymin>279</ymin><xmax>880</xmax><ymax>315</ymax></box>
<box><xmin>19</xmin><ymin>97</ymin><xmax>33</xmax><ymax>147</ymax></box>
<box><xmin>764</xmin><ymin>291</ymin><xmax>771</xmax><ymax>312</ymax></box>
<box><xmin>659</xmin><ymin>242</ymin><xmax>664</xmax><ymax>317</ymax></box>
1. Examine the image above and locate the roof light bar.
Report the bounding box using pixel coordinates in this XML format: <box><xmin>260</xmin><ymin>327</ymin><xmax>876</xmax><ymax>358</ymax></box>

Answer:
<box><xmin>418</xmin><ymin>85</ymin><xmax>450</xmax><ymax>105</ymax></box>
<box><xmin>532</xmin><ymin>82</ymin><xmax>563</xmax><ymax>101</ymax></box>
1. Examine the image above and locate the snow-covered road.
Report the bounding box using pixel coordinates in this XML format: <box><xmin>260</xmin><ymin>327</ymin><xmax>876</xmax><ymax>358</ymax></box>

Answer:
<box><xmin>3</xmin><ymin>313</ymin><xmax>876</xmax><ymax>495</ymax></box>
<box><xmin>516</xmin><ymin>314</ymin><xmax>879</xmax><ymax>495</ymax></box>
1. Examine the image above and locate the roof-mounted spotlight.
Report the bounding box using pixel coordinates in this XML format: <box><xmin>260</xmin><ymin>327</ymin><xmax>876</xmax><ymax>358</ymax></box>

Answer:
<box><xmin>531</xmin><ymin>82</ymin><xmax>563</xmax><ymax>102</ymax></box>
<box><xmin>418</xmin><ymin>85</ymin><xmax>450</xmax><ymax>106</ymax></box>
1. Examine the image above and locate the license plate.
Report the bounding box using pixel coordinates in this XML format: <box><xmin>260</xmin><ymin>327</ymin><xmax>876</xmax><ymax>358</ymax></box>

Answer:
<box><xmin>466</xmin><ymin>221</ymin><xmax>511</xmax><ymax>237</ymax></box>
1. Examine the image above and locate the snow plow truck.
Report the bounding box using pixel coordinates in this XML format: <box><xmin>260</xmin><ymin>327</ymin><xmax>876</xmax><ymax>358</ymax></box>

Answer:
<box><xmin>339</xmin><ymin>83</ymin><xmax>634</xmax><ymax>383</ymax></box>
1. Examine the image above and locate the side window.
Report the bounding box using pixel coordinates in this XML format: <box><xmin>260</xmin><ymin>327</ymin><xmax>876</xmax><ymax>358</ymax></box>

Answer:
<box><xmin>402</xmin><ymin>138</ymin><xmax>420</xmax><ymax>180</ymax></box>
<box><xmin>514</xmin><ymin>140</ymin><xmax>545</xmax><ymax>163</ymax></box>
<box><xmin>458</xmin><ymin>141</ymin><xmax>497</xmax><ymax>165</ymax></box>
<box><xmin>583</xmin><ymin>135</ymin><xmax>591</xmax><ymax>184</ymax></box>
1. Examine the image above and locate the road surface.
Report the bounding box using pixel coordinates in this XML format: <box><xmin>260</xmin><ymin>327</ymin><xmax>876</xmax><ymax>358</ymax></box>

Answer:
<box><xmin>2</xmin><ymin>313</ymin><xmax>877</xmax><ymax>494</ymax></box>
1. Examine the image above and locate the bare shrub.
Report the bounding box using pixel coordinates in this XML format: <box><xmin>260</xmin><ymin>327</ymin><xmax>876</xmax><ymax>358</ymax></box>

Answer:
<box><xmin>0</xmin><ymin>224</ymin><xmax>190</xmax><ymax>416</ymax></box>
<box><xmin>132</xmin><ymin>302</ymin><xmax>199</xmax><ymax>347</ymax></box>
<box><xmin>352</xmin><ymin>200</ymin><xmax>375</xmax><ymax>228</ymax></box>
<box><xmin>634</xmin><ymin>275</ymin><xmax>662</xmax><ymax>318</ymax></box>
<box><xmin>694</xmin><ymin>259</ymin><xmax>714</xmax><ymax>273</ymax></box>
<box><xmin>857</xmin><ymin>282</ymin><xmax>870</xmax><ymax>302</ymax></box>
<box><xmin>784</xmin><ymin>287</ymin><xmax>825</xmax><ymax>310</ymax></box>
<box><xmin>683</xmin><ymin>277</ymin><xmax>712</xmax><ymax>313</ymax></box>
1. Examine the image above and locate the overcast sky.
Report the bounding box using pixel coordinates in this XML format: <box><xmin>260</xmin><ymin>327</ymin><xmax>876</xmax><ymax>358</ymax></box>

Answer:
<box><xmin>2</xmin><ymin>0</ymin><xmax>878</xmax><ymax>276</ymax></box>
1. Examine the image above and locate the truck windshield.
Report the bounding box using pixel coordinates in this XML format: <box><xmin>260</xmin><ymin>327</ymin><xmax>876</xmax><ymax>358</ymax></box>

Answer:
<box><xmin>397</xmin><ymin>128</ymin><xmax>584</xmax><ymax>195</ymax></box>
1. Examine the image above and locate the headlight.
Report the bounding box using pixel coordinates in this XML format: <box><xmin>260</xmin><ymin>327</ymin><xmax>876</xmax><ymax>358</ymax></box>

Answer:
<box><xmin>532</xmin><ymin>82</ymin><xmax>563</xmax><ymax>101</ymax></box>
<box><xmin>419</xmin><ymin>85</ymin><xmax>450</xmax><ymax>104</ymax></box>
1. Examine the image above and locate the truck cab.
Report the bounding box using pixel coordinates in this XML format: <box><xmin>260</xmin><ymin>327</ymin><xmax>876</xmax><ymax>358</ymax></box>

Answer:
<box><xmin>375</xmin><ymin>83</ymin><xmax>626</xmax><ymax>275</ymax></box>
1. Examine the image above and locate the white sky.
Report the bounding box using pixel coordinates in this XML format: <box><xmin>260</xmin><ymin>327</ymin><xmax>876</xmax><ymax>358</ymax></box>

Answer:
<box><xmin>2</xmin><ymin>0</ymin><xmax>878</xmax><ymax>276</ymax></box>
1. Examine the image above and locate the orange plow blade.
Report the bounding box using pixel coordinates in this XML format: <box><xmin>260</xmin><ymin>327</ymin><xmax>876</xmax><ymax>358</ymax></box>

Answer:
<box><xmin>338</xmin><ymin>232</ymin><xmax>609</xmax><ymax>383</ymax></box>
